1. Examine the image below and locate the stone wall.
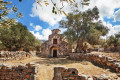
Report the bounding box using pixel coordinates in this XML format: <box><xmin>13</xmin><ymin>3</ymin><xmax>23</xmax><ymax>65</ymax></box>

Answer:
<box><xmin>41</xmin><ymin>29</ymin><xmax>72</xmax><ymax>57</ymax></box>
<box><xmin>69</xmin><ymin>53</ymin><xmax>120</xmax><ymax>73</ymax></box>
<box><xmin>0</xmin><ymin>63</ymin><xmax>37</xmax><ymax>80</ymax></box>
<box><xmin>53</xmin><ymin>67</ymin><xmax>120</xmax><ymax>80</ymax></box>
<box><xmin>0</xmin><ymin>51</ymin><xmax>35</xmax><ymax>61</ymax></box>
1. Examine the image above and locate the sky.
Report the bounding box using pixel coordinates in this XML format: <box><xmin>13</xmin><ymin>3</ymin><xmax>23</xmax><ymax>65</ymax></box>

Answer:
<box><xmin>7</xmin><ymin>0</ymin><xmax>120</xmax><ymax>40</ymax></box>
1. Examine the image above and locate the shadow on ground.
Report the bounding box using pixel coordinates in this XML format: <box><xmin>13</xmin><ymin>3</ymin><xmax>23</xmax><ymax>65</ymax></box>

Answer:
<box><xmin>32</xmin><ymin>58</ymin><xmax>83</xmax><ymax>65</ymax></box>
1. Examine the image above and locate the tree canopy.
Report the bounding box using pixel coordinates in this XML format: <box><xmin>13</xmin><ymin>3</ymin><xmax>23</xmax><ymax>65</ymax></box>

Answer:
<box><xmin>59</xmin><ymin>7</ymin><xmax>109</xmax><ymax>52</ymax></box>
<box><xmin>0</xmin><ymin>23</ymin><xmax>41</xmax><ymax>51</ymax></box>
<box><xmin>107</xmin><ymin>32</ymin><xmax>120</xmax><ymax>47</ymax></box>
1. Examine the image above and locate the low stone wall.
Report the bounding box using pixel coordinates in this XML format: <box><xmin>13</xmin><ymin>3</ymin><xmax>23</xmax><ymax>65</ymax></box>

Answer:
<box><xmin>69</xmin><ymin>53</ymin><xmax>120</xmax><ymax>73</ymax></box>
<box><xmin>0</xmin><ymin>51</ymin><xmax>35</xmax><ymax>61</ymax></box>
<box><xmin>0</xmin><ymin>63</ymin><xmax>37</xmax><ymax>80</ymax></box>
<box><xmin>53</xmin><ymin>67</ymin><xmax>119</xmax><ymax>80</ymax></box>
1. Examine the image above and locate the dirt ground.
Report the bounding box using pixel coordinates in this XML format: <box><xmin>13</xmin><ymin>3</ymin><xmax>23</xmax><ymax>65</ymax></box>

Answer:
<box><xmin>0</xmin><ymin>54</ymin><xmax>118</xmax><ymax>80</ymax></box>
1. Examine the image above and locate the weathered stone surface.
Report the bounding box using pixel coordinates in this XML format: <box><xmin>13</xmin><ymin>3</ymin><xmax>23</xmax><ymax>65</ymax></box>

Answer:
<box><xmin>53</xmin><ymin>67</ymin><xmax>81</xmax><ymax>80</ymax></box>
<box><xmin>117</xmin><ymin>73</ymin><xmax>120</xmax><ymax>77</ymax></box>
<box><xmin>41</xmin><ymin>29</ymin><xmax>72</xmax><ymax>57</ymax></box>
<box><xmin>53</xmin><ymin>72</ymin><xmax>62</xmax><ymax>80</ymax></box>
<box><xmin>67</xmin><ymin>68</ymin><xmax>78</xmax><ymax>75</ymax></box>
<box><xmin>53</xmin><ymin>67</ymin><xmax>120</xmax><ymax>80</ymax></box>
<box><xmin>0</xmin><ymin>51</ymin><xmax>33</xmax><ymax>61</ymax></box>
<box><xmin>69</xmin><ymin>53</ymin><xmax>120</xmax><ymax>73</ymax></box>
<box><xmin>0</xmin><ymin>63</ymin><xmax>37</xmax><ymax>80</ymax></box>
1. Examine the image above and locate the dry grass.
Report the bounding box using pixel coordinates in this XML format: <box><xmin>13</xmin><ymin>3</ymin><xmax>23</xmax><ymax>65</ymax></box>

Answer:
<box><xmin>0</xmin><ymin>56</ymin><xmax>117</xmax><ymax>80</ymax></box>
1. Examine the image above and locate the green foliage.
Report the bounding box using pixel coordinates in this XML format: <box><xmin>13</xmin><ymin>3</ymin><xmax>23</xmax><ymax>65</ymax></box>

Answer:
<box><xmin>34</xmin><ymin>39</ymin><xmax>41</xmax><ymax>51</ymax></box>
<box><xmin>59</xmin><ymin>7</ymin><xmax>109</xmax><ymax>51</ymax></box>
<box><xmin>0</xmin><ymin>0</ymin><xmax>23</xmax><ymax>28</ymax></box>
<box><xmin>0</xmin><ymin>23</ymin><xmax>41</xmax><ymax>51</ymax></box>
<box><xmin>107</xmin><ymin>32</ymin><xmax>120</xmax><ymax>47</ymax></box>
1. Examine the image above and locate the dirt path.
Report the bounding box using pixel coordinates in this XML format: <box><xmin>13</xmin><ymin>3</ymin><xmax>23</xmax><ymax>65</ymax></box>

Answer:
<box><xmin>0</xmin><ymin>56</ymin><xmax>117</xmax><ymax>80</ymax></box>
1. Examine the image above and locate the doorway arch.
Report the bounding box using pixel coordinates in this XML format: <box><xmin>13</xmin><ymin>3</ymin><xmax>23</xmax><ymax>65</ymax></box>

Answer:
<box><xmin>50</xmin><ymin>46</ymin><xmax>58</xmax><ymax>57</ymax></box>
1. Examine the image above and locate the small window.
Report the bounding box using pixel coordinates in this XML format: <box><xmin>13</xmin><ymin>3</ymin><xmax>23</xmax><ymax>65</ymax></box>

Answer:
<box><xmin>53</xmin><ymin>39</ymin><xmax>57</xmax><ymax>44</ymax></box>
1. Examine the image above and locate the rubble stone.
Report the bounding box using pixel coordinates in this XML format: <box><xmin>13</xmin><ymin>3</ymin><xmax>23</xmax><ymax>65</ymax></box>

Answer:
<box><xmin>69</xmin><ymin>53</ymin><xmax>120</xmax><ymax>73</ymax></box>
<box><xmin>0</xmin><ymin>63</ymin><xmax>37</xmax><ymax>80</ymax></box>
<box><xmin>0</xmin><ymin>51</ymin><xmax>33</xmax><ymax>61</ymax></box>
<box><xmin>53</xmin><ymin>67</ymin><xmax>119</xmax><ymax>80</ymax></box>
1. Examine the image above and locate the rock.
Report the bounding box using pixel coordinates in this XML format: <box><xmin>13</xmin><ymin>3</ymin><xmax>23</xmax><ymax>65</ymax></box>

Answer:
<box><xmin>69</xmin><ymin>53</ymin><xmax>120</xmax><ymax>73</ymax></box>
<box><xmin>117</xmin><ymin>73</ymin><xmax>120</xmax><ymax>77</ymax></box>
<box><xmin>67</xmin><ymin>68</ymin><xmax>78</xmax><ymax>75</ymax></box>
<box><xmin>88</xmin><ymin>77</ymin><xmax>93</xmax><ymax>80</ymax></box>
<box><xmin>53</xmin><ymin>72</ymin><xmax>62</xmax><ymax>80</ymax></box>
<box><xmin>0</xmin><ymin>63</ymin><xmax>37</xmax><ymax>80</ymax></box>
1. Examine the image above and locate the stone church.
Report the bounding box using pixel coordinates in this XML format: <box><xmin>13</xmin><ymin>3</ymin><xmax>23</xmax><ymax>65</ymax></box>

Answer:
<box><xmin>41</xmin><ymin>29</ymin><xmax>72</xmax><ymax>57</ymax></box>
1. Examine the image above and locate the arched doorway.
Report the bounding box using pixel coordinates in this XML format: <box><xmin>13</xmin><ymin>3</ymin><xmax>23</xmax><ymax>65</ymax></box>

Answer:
<box><xmin>50</xmin><ymin>46</ymin><xmax>58</xmax><ymax>57</ymax></box>
<box><xmin>53</xmin><ymin>49</ymin><xmax>57</xmax><ymax>57</ymax></box>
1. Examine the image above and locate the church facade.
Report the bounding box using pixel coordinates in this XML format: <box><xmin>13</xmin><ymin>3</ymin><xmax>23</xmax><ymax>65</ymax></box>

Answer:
<box><xmin>41</xmin><ymin>29</ymin><xmax>72</xmax><ymax>57</ymax></box>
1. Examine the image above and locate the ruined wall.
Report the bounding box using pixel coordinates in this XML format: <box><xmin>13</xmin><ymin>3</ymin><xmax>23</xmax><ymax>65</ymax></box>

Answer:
<box><xmin>41</xmin><ymin>41</ymin><xmax>50</xmax><ymax>57</ymax></box>
<box><xmin>69</xmin><ymin>53</ymin><xmax>120</xmax><ymax>73</ymax></box>
<box><xmin>0</xmin><ymin>63</ymin><xmax>37</xmax><ymax>80</ymax></box>
<box><xmin>53</xmin><ymin>67</ymin><xmax>120</xmax><ymax>80</ymax></box>
<box><xmin>59</xmin><ymin>42</ymin><xmax>72</xmax><ymax>56</ymax></box>
<box><xmin>0</xmin><ymin>51</ymin><xmax>34</xmax><ymax>61</ymax></box>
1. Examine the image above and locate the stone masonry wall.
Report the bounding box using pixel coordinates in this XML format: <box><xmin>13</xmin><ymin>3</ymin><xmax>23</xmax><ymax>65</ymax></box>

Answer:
<box><xmin>69</xmin><ymin>53</ymin><xmax>120</xmax><ymax>73</ymax></box>
<box><xmin>0</xmin><ymin>63</ymin><xmax>37</xmax><ymax>80</ymax></box>
<box><xmin>0</xmin><ymin>51</ymin><xmax>35</xmax><ymax>61</ymax></box>
<box><xmin>41</xmin><ymin>29</ymin><xmax>72</xmax><ymax>57</ymax></box>
<box><xmin>53</xmin><ymin>67</ymin><xmax>120</xmax><ymax>80</ymax></box>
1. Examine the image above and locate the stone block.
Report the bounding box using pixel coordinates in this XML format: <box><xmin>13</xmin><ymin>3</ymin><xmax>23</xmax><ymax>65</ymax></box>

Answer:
<box><xmin>53</xmin><ymin>72</ymin><xmax>62</xmax><ymax>80</ymax></box>
<box><xmin>69</xmin><ymin>77</ymin><xmax>75</xmax><ymax>80</ymax></box>
<box><xmin>62</xmin><ymin>72</ymin><xmax>71</xmax><ymax>77</ymax></box>
<box><xmin>67</xmin><ymin>68</ymin><xmax>78</xmax><ymax>75</ymax></box>
<box><xmin>0</xmin><ymin>63</ymin><xmax>37</xmax><ymax>80</ymax></box>
<box><xmin>54</xmin><ymin>67</ymin><xmax>66</xmax><ymax>75</ymax></box>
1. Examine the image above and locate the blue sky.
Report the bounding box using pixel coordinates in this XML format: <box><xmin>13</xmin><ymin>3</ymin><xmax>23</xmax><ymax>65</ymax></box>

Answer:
<box><xmin>7</xmin><ymin>0</ymin><xmax>120</xmax><ymax>40</ymax></box>
<box><xmin>7</xmin><ymin>0</ymin><xmax>50</xmax><ymax>32</ymax></box>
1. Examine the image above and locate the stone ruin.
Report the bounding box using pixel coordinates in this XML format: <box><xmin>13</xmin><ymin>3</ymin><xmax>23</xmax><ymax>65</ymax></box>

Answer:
<box><xmin>0</xmin><ymin>63</ymin><xmax>37</xmax><ymax>80</ymax></box>
<box><xmin>0</xmin><ymin>51</ymin><xmax>35</xmax><ymax>61</ymax></box>
<box><xmin>53</xmin><ymin>67</ymin><xmax>120</xmax><ymax>80</ymax></box>
<box><xmin>41</xmin><ymin>29</ymin><xmax>72</xmax><ymax>58</ymax></box>
<box><xmin>69</xmin><ymin>53</ymin><xmax>120</xmax><ymax>73</ymax></box>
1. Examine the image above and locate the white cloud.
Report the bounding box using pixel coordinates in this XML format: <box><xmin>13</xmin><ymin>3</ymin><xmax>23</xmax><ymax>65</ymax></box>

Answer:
<box><xmin>101</xmin><ymin>21</ymin><xmax>120</xmax><ymax>39</ymax></box>
<box><xmin>30</xmin><ymin>0</ymin><xmax>120</xmax><ymax>22</ymax></box>
<box><xmin>114</xmin><ymin>9</ymin><xmax>120</xmax><ymax>21</ymax></box>
<box><xmin>30</xmin><ymin>28</ymin><xmax>52</xmax><ymax>40</ymax></box>
<box><xmin>35</xmin><ymin>25</ymin><xmax>42</xmax><ymax>31</ymax></box>
<box><xmin>59</xmin><ymin>28</ymin><xmax>67</xmax><ymax>34</ymax></box>
<box><xmin>29</xmin><ymin>23</ymin><xmax>42</xmax><ymax>31</ymax></box>
<box><xmin>113</xmin><ymin>25</ymin><xmax>120</xmax><ymax>34</ymax></box>
<box><xmin>30</xmin><ymin>0</ymin><xmax>120</xmax><ymax>38</ymax></box>
<box><xmin>30</xmin><ymin>0</ymin><xmax>120</xmax><ymax>23</ymax></box>
<box><xmin>30</xmin><ymin>0</ymin><xmax>68</xmax><ymax>26</ymax></box>
<box><xmin>87</xmin><ymin>0</ymin><xmax>120</xmax><ymax>18</ymax></box>
<box><xmin>86</xmin><ymin>0</ymin><xmax>120</xmax><ymax>39</ymax></box>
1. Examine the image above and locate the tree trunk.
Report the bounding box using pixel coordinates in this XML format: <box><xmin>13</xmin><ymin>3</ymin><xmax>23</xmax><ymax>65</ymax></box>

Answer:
<box><xmin>76</xmin><ymin>40</ymin><xmax>84</xmax><ymax>53</ymax></box>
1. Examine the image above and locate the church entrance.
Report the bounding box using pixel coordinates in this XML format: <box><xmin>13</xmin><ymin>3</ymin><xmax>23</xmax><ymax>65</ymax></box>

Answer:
<box><xmin>50</xmin><ymin>46</ymin><xmax>58</xmax><ymax>57</ymax></box>
<box><xmin>53</xmin><ymin>49</ymin><xmax>57</xmax><ymax>57</ymax></box>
